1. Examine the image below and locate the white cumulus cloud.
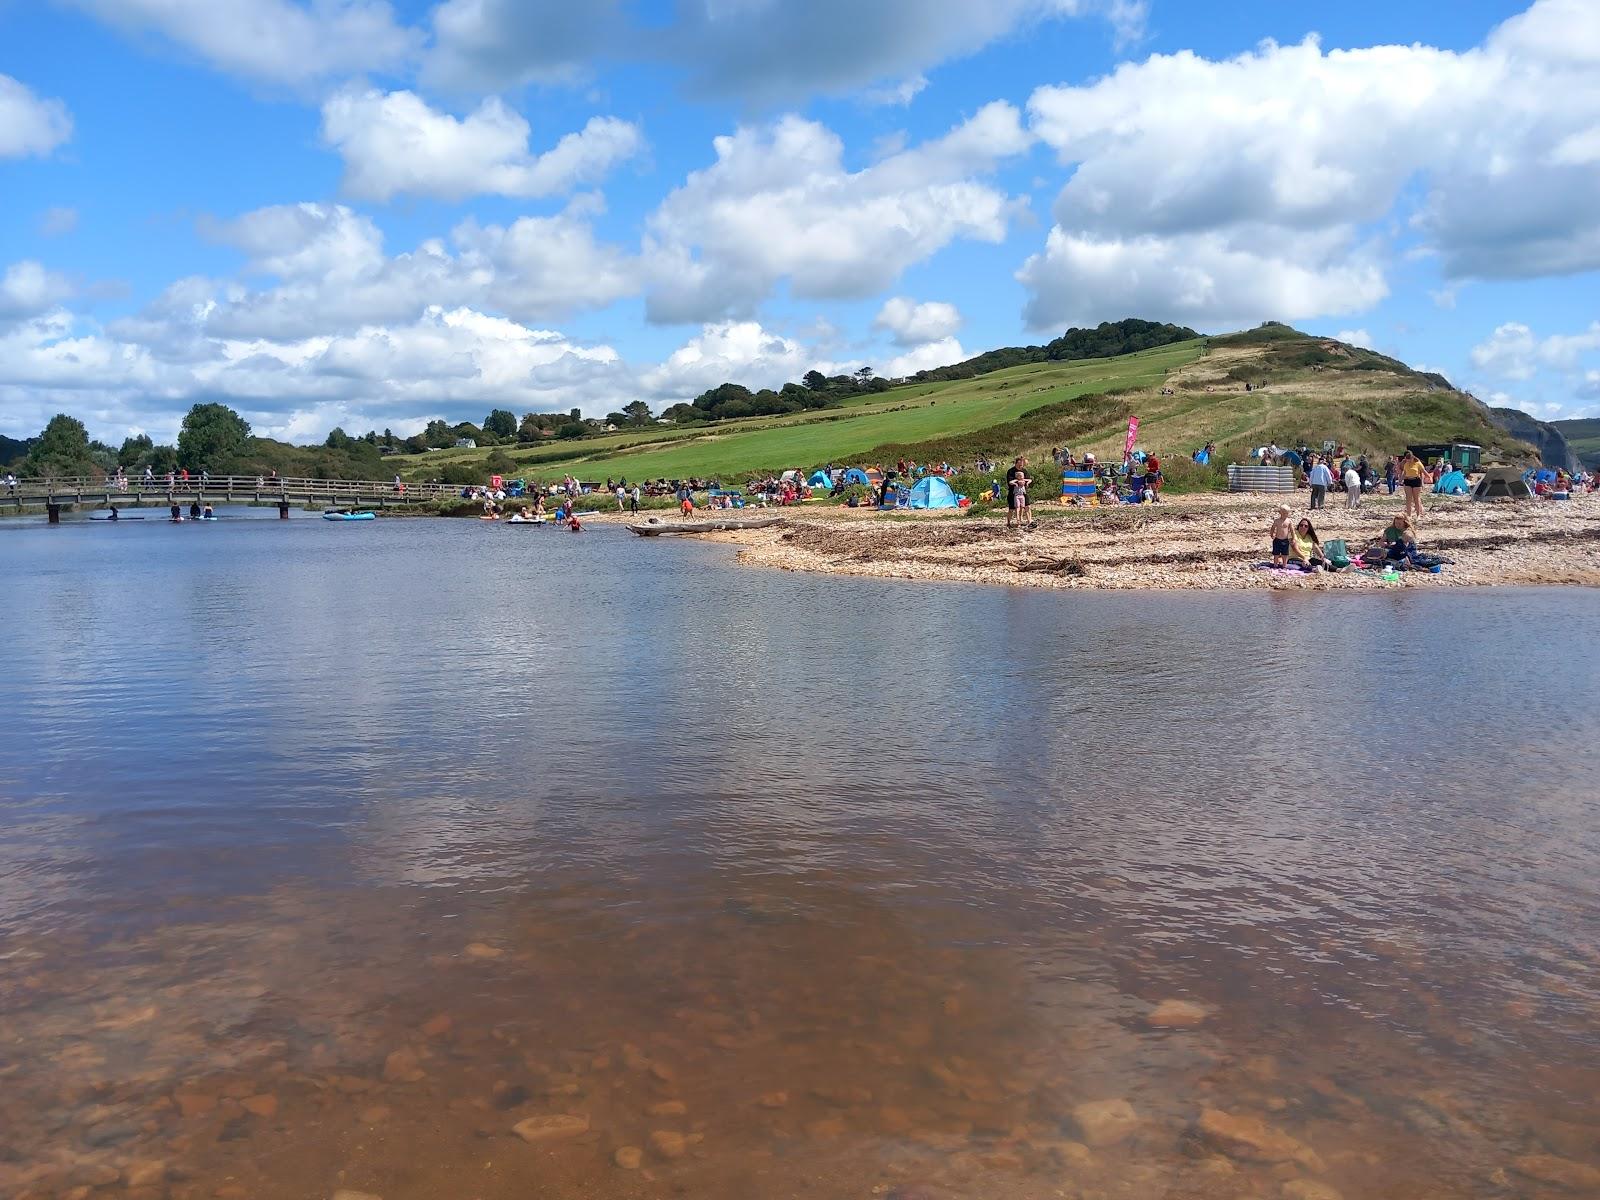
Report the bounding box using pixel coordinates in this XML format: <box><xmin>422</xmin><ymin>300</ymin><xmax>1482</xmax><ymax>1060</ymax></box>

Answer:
<box><xmin>874</xmin><ymin>297</ymin><xmax>963</xmax><ymax>345</ymax></box>
<box><xmin>321</xmin><ymin>89</ymin><xmax>643</xmax><ymax>202</ymax></box>
<box><xmin>884</xmin><ymin>337</ymin><xmax>966</xmax><ymax>377</ymax></box>
<box><xmin>0</xmin><ymin>75</ymin><xmax>72</xmax><ymax>158</ymax></box>
<box><xmin>1335</xmin><ymin>329</ymin><xmax>1375</xmax><ymax>350</ymax></box>
<box><xmin>0</xmin><ymin>262</ymin><xmax>75</xmax><ymax>325</ymax></box>
<box><xmin>638</xmin><ymin>321</ymin><xmax>814</xmax><ymax>401</ymax></box>
<box><xmin>67</xmin><ymin>0</ymin><xmax>419</xmax><ymax>87</ymax></box>
<box><xmin>644</xmin><ymin>103</ymin><xmax>1030</xmax><ymax>323</ymax></box>
<box><xmin>1019</xmin><ymin>0</ymin><xmax>1600</xmax><ymax>328</ymax></box>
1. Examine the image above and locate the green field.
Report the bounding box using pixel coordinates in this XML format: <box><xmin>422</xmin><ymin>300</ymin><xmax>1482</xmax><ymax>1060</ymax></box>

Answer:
<box><xmin>395</xmin><ymin>327</ymin><xmax>1542</xmax><ymax>489</ymax></box>
<box><xmin>1554</xmin><ymin>418</ymin><xmax>1600</xmax><ymax>468</ymax></box>
<box><xmin>395</xmin><ymin>341</ymin><xmax>1203</xmax><ymax>483</ymax></box>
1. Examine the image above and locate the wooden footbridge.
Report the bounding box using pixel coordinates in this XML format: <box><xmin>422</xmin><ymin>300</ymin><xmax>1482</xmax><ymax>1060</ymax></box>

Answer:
<box><xmin>2</xmin><ymin>474</ymin><xmax>462</xmax><ymax>522</ymax></box>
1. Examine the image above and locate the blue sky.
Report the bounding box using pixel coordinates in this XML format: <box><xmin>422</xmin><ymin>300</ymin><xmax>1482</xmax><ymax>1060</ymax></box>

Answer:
<box><xmin>2</xmin><ymin>0</ymin><xmax>1597</xmax><ymax>445</ymax></box>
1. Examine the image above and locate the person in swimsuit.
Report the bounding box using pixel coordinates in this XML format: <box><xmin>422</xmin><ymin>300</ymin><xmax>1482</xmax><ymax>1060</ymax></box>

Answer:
<box><xmin>1399</xmin><ymin>451</ymin><xmax>1426</xmax><ymax>519</ymax></box>
<box><xmin>1269</xmin><ymin>505</ymin><xmax>1293</xmax><ymax>567</ymax></box>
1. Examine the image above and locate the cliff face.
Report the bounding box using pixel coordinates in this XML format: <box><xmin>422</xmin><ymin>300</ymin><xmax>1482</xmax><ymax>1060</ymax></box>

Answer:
<box><xmin>1489</xmin><ymin>407</ymin><xmax>1576</xmax><ymax>471</ymax></box>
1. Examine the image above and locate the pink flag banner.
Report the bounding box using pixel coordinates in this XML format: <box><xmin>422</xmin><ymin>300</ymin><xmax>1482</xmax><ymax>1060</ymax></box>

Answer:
<box><xmin>1123</xmin><ymin>417</ymin><xmax>1140</xmax><ymax>461</ymax></box>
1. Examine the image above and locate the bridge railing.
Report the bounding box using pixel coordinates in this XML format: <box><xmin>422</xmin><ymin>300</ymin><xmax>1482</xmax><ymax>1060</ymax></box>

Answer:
<box><xmin>1</xmin><ymin>474</ymin><xmax>464</xmax><ymax>501</ymax></box>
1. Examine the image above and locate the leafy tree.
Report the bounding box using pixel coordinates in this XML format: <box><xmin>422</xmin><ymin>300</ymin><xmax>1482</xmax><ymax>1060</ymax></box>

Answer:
<box><xmin>868</xmin><ymin>376</ymin><xmax>894</xmax><ymax>393</ymax></box>
<box><xmin>483</xmin><ymin>409</ymin><xmax>518</xmax><ymax>439</ymax></box>
<box><xmin>147</xmin><ymin>444</ymin><xmax>178</xmax><ymax>472</ymax></box>
<box><xmin>802</xmin><ymin>370</ymin><xmax>828</xmax><ymax>390</ymax></box>
<box><xmin>484</xmin><ymin>450</ymin><xmax>517</xmax><ymax>475</ymax></box>
<box><xmin>855</xmin><ymin>366</ymin><xmax>875</xmax><ymax>384</ymax></box>
<box><xmin>25</xmin><ymin>413</ymin><xmax>96</xmax><ymax>477</ymax></box>
<box><xmin>423</xmin><ymin>419</ymin><xmax>454</xmax><ymax>448</ymax></box>
<box><xmin>622</xmin><ymin>399</ymin><xmax>653</xmax><ymax>426</ymax></box>
<box><xmin>404</xmin><ymin>433</ymin><xmax>430</xmax><ymax>453</ymax></box>
<box><xmin>556</xmin><ymin>422</ymin><xmax>587</xmax><ymax>439</ymax></box>
<box><xmin>325</xmin><ymin>427</ymin><xmax>353</xmax><ymax>449</ymax></box>
<box><xmin>177</xmin><ymin>403</ymin><xmax>251</xmax><ymax>470</ymax></box>
<box><xmin>118</xmin><ymin>433</ymin><xmax>154</xmax><ymax>466</ymax></box>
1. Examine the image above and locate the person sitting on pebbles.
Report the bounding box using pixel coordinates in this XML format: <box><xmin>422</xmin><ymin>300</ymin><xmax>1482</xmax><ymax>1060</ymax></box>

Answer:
<box><xmin>1288</xmin><ymin>517</ymin><xmax>1327</xmax><ymax>570</ymax></box>
<box><xmin>1270</xmin><ymin>505</ymin><xmax>1293</xmax><ymax>567</ymax></box>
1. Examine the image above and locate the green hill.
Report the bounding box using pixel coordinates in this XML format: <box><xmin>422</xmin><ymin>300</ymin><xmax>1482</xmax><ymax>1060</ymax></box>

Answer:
<box><xmin>395</xmin><ymin>323</ymin><xmax>1538</xmax><ymax>488</ymax></box>
<box><xmin>1554</xmin><ymin>418</ymin><xmax>1600</xmax><ymax>469</ymax></box>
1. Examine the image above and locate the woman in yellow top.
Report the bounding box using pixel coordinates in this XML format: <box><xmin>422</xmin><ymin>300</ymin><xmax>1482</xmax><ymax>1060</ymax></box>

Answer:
<box><xmin>1289</xmin><ymin>517</ymin><xmax>1327</xmax><ymax>570</ymax></box>
<box><xmin>1399</xmin><ymin>450</ymin><xmax>1426</xmax><ymax>519</ymax></box>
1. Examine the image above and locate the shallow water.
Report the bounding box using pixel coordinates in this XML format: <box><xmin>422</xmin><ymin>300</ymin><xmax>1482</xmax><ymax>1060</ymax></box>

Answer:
<box><xmin>3</xmin><ymin>512</ymin><xmax>1599</xmax><ymax>1200</ymax></box>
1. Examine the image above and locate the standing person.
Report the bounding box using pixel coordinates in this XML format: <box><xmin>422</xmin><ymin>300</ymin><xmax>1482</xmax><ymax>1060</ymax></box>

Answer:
<box><xmin>1006</xmin><ymin>456</ymin><xmax>1032</xmax><ymax>529</ymax></box>
<box><xmin>616</xmin><ymin>484</ymin><xmax>627</xmax><ymax>512</ymax></box>
<box><xmin>1306</xmin><ymin>455</ymin><xmax>1333</xmax><ymax>510</ymax></box>
<box><xmin>1399</xmin><ymin>450</ymin><xmax>1426</xmax><ymax>519</ymax></box>
<box><xmin>143</xmin><ymin>465</ymin><xmax>154</xmax><ymax>487</ymax></box>
<box><xmin>1269</xmin><ymin>505</ymin><xmax>1293</xmax><ymax>567</ymax></box>
<box><xmin>1146</xmin><ymin>453</ymin><xmax>1163</xmax><ymax>502</ymax></box>
<box><xmin>1343</xmin><ymin>461</ymin><xmax>1363</xmax><ymax>509</ymax></box>
<box><xmin>1384</xmin><ymin>458</ymin><xmax>1398</xmax><ymax>495</ymax></box>
<box><xmin>629</xmin><ymin>485</ymin><xmax>640</xmax><ymax>514</ymax></box>
<box><xmin>4</xmin><ymin>471</ymin><xmax>16</xmax><ymax>495</ymax></box>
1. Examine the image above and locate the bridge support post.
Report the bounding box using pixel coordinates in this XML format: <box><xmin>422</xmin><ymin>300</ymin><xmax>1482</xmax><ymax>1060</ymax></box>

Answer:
<box><xmin>47</xmin><ymin>503</ymin><xmax>61</xmax><ymax>525</ymax></box>
<box><xmin>278</xmin><ymin>501</ymin><xmax>290</xmax><ymax>519</ymax></box>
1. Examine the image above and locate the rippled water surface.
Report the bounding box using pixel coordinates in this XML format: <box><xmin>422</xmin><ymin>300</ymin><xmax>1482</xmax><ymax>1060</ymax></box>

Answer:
<box><xmin>3</xmin><ymin>512</ymin><xmax>1599</xmax><ymax>1200</ymax></box>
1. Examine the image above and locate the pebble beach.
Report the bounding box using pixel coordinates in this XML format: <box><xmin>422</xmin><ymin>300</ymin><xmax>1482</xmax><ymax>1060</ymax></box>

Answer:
<box><xmin>727</xmin><ymin>491</ymin><xmax>1600</xmax><ymax>591</ymax></box>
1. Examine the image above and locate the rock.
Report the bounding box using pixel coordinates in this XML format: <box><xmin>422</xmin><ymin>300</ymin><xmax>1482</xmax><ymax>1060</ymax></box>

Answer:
<box><xmin>382</xmin><ymin>1048</ymin><xmax>424</xmax><ymax>1083</ymax></box>
<box><xmin>1195</xmin><ymin>1109</ymin><xmax>1324</xmax><ymax>1171</ymax></box>
<box><xmin>1048</xmin><ymin>1141</ymin><xmax>1093</xmax><ymax>1168</ymax></box>
<box><xmin>358</xmin><ymin>1105</ymin><xmax>391</xmax><ymax>1124</ymax></box>
<box><xmin>513</xmin><ymin>1114</ymin><xmax>590</xmax><ymax>1143</ymax></box>
<box><xmin>240</xmin><ymin>1094</ymin><xmax>278</xmax><ymax>1118</ymax></box>
<box><xmin>648</xmin><ymin>1100</ymin><xmax>687</xmax><ymax>1117</ymax></box>
<box><xmin>420</xmin><ymin>1013</ymin><xmax>453</xmax><ymax>1038</ymax></box>
<box><xmin>1282</xmin><ymin>1181</ymin><xmax>1343</xmax><ymax>1200</ymax></box>
<box><xmin>650</xmin><ymin>1129</ymin><xmax>688</xmax><ymax>1159</ymax></box>
<box><xmin>464</xmin><ymin>942</ymin><xmax>503</xmax><ymax>960</ymax></box>
<box><xmin>174</xmin><ymin>1090</ymin><xmax>216</xmax><ymax>1118</ymax></box>
<box><xmin>122</xmin><ymin>1160</ymin><xmax>168</xmax><ymax>1188</ymax></box>
<box><xmin>650</xmin><ymin>1062</ymin><xmax>676</xmax><ymax>1083</ymax></box>
<box><xmin>613</xmin><ymin>1146</ymin><xmax>643</xmax><ymax>1170</ymax></box>
<box><xmin>61</xmin><ymin>1188</ymin><xmax>93</xmax><ymax>1200</ymax></box>
<box><xmin>621</xmin><ymin>1044</ymin><xmax>651</xmax><ymax>1072</ymax></box>
<box><xmin>1147</xmin><ymin>999</ymin><xmax>1210</xmax><ymax>1028</ymax></box>
<box><xmin>1512</xmin><ymin>1154</ymin><xmax>1600</xmax><ymax>1191</ymax></box>
<box><xmin>1071</xmin><ymin>1099</ymin><xmax>1139</xmax><ymax>1147</ymax></box>
<box><xmin>331</xmin><ymin>1191</ymin><xmax>384</xmax><ymax>1200</ymax></box>
<box><xmin>757</xmin><ymin>1092</ymin><xmax>788</xmax><ymax>1109</ymax></box>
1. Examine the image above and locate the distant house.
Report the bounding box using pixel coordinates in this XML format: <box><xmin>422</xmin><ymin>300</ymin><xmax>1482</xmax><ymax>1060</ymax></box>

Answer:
<box><xmin>455</xmin><ymin>437</ymin><xmax>477</xmax><ymax>449</ymax></box>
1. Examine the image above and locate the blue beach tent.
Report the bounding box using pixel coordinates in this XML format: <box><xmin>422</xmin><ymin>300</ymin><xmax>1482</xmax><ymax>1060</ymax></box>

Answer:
<box><xmin>1433</xmin><ymin>470</ymin><xmax>1469</xmax><ymax>495</ymax></box>
<box><xmin>841</xmin><ymin>468</ymin><xmax>871</xmax><ymax>486</ymax></box>
<box><xmin>808</xmin><ymin>470</ymin><xmax>833</xmax><ymax>488</ymax></box>
<box><xmin>908</xmin><ymin>476</ymin><xmax>959</xmax><ymax>509</ymax></box>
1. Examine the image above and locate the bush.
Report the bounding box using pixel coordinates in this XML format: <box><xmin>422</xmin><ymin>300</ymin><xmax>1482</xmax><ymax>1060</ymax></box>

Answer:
<box><xmin>484</xmin><ymin>450</ymin><xmax>517</xmax><ymax>475</ymax></box>
<box><xmin>837</xmin><ymin>483</ymin><xmax>873</xmax><ymax>506</ymax></box>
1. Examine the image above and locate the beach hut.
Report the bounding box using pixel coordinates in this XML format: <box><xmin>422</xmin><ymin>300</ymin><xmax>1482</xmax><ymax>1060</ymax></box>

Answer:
<box><xmin>908</xmin><ymin>476</ymin><xmax>959</xmax><ymax>509</ymax></box>
<box><xmin>1472</xmin><ymin>466</ymin><xmax>1533</xmax><ymax>500</ymax></box>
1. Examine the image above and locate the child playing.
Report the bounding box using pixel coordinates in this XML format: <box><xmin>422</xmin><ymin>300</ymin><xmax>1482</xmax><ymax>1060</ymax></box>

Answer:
<box><xmin>1270</xmin><ymin>505</ymin><xmax>1293</xmax><ymax>567</ymax></box>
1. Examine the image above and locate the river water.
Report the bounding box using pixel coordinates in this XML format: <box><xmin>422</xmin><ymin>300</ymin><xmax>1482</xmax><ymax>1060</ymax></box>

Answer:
<box><xmin>3</xmin><ymin>512</ymin><xmax>1599</xmax><ymax>1200</ymax></box>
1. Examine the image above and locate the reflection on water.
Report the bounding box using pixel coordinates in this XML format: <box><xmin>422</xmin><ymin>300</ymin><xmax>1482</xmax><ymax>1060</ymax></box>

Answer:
<box><xmin>3</xmin><ymin>515</ymin><xmax>1599</xmax><ymax>1199</ymax></box>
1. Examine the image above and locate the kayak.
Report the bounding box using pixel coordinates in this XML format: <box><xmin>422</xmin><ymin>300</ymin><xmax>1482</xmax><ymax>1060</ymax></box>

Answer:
<box><xmin>506</xmin><ymin>517</ymin><xmax>547</xmax><ymax>525</ymax></box>
<box><xmin>323</xmin><ymin>511</ymin><xmax>375</xmax><ymax>521</ymax></box>
<box><xmin>91</xmin><ymin>515</ymin><xmax>146</xmax><ymax>521</ymax></box>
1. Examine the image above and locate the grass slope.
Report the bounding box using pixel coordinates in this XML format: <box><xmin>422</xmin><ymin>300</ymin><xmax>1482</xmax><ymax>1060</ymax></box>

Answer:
<box><xmin>394</xmin><ymin>340</ymin><xmax>1202</xmax><ymax>483</ymax></box>
<box><xmin>1554</xmin><ymin>418</ymin><xmax>1600</xmax><ymax>468</ymax></box>
<box><xmin>395</xmin><ymin>326</ymin><xmax>1539</xmax><ymax>489</ymax></box>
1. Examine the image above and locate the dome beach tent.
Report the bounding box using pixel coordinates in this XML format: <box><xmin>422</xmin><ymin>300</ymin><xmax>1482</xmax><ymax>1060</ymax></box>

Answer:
<box><xmin>1472</xmin><ymin>466</ymin><xmax>1533</xmax><ymax>500</ymax></box>
<box><xmin>808</xmin><ymin>470</ymin><xmax>833</xmax><ymax>488</ymax></box>
<box><xmin>1433</xmin><ymin>470</ymin><xmax>1469</xmax><ymax>495</ymax></box>
<box><xmin>908</xmin><ymin>476</ymin><xmax>959</xmax><ymax>509</ymax></box>
<box><xmin>841</xmin><ymin>468</ymin><xmax>871</xmax><ymax>486</ymax></box>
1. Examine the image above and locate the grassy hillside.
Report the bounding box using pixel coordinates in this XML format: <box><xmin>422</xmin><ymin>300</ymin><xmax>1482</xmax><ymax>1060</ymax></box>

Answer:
<box><xmin>1554</xmin><ymin>418</ymin><xmax>1600</xmax><ymax>468</ymax></box>
<box><xmin>394</xmin><ymin>340</ymin><xmax>1203</xmax><ymax>483</ymax></box>
<box><xmin>395</xmin><ymin>325</ymin><xmax>1538</xmax><ymax>488</ymax></box>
